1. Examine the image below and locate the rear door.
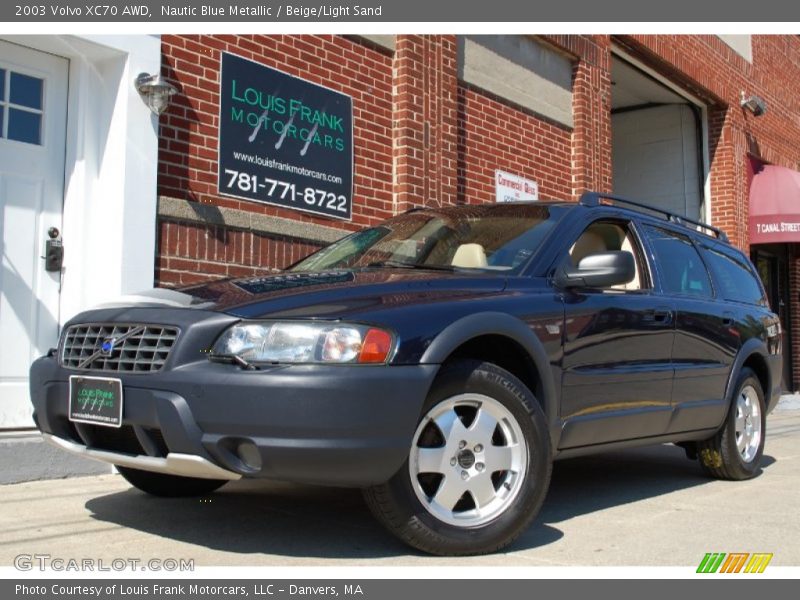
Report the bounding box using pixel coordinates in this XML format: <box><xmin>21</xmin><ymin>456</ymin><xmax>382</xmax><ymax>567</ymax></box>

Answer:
<box><xmin>676</xmin><ymin>240</ymin><xmax>770</xmax><ymax>429</ymax></box>
<box><xmin>641</xmin><ymin>225</ymin><xmax>740</xmax><ymax>433</ymax></box>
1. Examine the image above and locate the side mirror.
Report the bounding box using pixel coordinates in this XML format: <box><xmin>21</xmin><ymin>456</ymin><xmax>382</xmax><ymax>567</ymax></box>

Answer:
<box><xmin>554</xmin><ymin>251</ymin><xmax>635</xmax><ymax>289</ymax></box>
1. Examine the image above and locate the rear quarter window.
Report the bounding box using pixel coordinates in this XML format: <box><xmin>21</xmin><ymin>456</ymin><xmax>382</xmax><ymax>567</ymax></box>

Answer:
<box><xmin>699</xmin><ymin>243</ymin><xmax>767</xmax><ymax>306</ymax></box>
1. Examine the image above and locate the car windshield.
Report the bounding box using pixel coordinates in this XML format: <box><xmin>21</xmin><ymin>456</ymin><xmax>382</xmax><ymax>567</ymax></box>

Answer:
<box><xmin>291</xmin><ymin>203</ymin><xmax>566</xmax><ymax>274</ymax></box>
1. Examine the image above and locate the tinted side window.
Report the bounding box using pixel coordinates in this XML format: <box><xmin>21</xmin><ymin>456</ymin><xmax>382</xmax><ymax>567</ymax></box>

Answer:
<box><xmin>643</xmin><ymin>225</ymin><xmax>712</xmax><ymax>297</ymax></box>
<box><xmin>700</xmin><ymin>243</ymin><xmax>767</xmax><ymax>306</ymax></box>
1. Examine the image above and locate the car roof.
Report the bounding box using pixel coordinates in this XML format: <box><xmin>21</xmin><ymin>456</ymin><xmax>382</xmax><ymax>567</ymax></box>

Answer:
<box><xmin>403</xmin><ymin>201</ymin><xmax>574</xmax><ymax>213</ymax></box>
<box><xmin>579</xmin><ymin>191</ymin><xmax>729</xmax><ymax>244</ymax></box>
<box><xmin>400</xmin><ymin>193</ymin><xmax>732</xmax><ymax>248</ymax></box>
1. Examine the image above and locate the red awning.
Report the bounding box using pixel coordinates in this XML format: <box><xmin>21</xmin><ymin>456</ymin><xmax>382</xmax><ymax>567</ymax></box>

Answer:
<box><xmin>749</xmin><ymin>163</ymin><xmax>800</xmax><ymax>244</ymax></box>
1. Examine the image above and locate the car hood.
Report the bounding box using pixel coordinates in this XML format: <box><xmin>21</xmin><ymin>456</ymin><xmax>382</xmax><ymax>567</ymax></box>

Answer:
<box><xmin>100</xmin><ymin>269</ymin><xmax>509</xmax><ymax>320</ymax></box>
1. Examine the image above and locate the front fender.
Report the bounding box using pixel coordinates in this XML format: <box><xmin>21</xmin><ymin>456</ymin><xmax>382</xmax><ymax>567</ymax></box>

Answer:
<box><xmin>420</xmin><ymin>312</ymin><xmax>559</xmax><ymax>439</ymax></box>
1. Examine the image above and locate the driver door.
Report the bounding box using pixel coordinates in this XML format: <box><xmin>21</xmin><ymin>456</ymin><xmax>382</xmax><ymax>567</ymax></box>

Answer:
<box><xmin>558</xmin><ymin>219</ymin><xmax>676</xmax><ymax>448</ymax></box>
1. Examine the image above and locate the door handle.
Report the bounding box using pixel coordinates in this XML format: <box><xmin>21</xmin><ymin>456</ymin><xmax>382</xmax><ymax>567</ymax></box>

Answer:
<box><xmin>652</xmin><ymin>307</ymin><xmax>673</xmax><ymax>324</ymax></box>
<box><xmin>722</xmin><ymin>311</ymin><xmax>735</xmax><ymax>327</ymax></box>
<box><xmin>42</xmin><ymin>227</ymin><xmax>64</xmax><ymax>272</ymax></box>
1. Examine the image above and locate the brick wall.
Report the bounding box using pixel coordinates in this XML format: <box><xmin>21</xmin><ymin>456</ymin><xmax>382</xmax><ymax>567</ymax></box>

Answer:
<box><xmin>543</xmin><ymin>35</ymin><xmax>613</xmax><ymax>198</ymax></box>
<box><xmin>160</xmin><ymin>34</ymin><xmax>394</xmax><ymax>228</ymax></box>
<box><xmin>156</xmin><ymin>33</ymin><xmax>800</xmax><ymax>387</ymax></box>
<box><xmin>156</xmin><ymin>34</ymin><xmax>584</xmax><ymax>286</ymax></box>
<box><xmin>456</xmin><ymin>85</ymin><xmax>572</xmax><ymax>203</ymax></box>
<box><xmin>157</xmin><ymin>34</ymin><xmax>800</xmax><ymax>255</ymax></box>
<box><xmin>392</xmin><ymin>35</ymin><xmax>459</xmax><ymax>212</ymax></box>
<box><xmin>155</xmin><ymin>219</ymin><xmax>322</xmax><ymax>286</ymax></box>
<box><xmin>157</xmin><ymin>34</ymin><xmax>394</xmax><ymax>285</ymax></box>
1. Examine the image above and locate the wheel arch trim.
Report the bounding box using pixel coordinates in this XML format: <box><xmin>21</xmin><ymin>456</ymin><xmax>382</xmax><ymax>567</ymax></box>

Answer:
<box><xmin>420</xmin><ymin>312</ymin><xmax>558</xmax><ymax>429</ymax></box>
<box><xmin>725</xmin><ymin>339</ymin><xmax>772</xmax><ymax>414</ymax></box>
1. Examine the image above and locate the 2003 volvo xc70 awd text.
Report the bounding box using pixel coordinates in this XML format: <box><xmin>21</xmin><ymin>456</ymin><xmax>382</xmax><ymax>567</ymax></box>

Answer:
<box><xmin>30</xmin><ymin>192</ymin><xmax>782</xmax><ymax>555</ymax></box>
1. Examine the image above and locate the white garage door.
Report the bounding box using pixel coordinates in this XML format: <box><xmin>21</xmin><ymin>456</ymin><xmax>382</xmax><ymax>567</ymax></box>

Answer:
<box><xmin>0</xmin><ymin>40</ymin><xmax>68</xmax><ymax>428</ymax></box>
<box><xmin>612</xmin><ymin>104</ymin><xmax>702</xmax><ymax>221</ymax></box>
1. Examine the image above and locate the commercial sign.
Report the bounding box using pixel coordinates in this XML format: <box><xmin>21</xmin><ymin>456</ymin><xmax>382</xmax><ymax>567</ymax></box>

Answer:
<box><xmin>218</xmin><ymin>52</ymin><xmax>353</xmax><ymax>220</ymax></box>
<box><xmin>750</xmin><ymin>218</ymin><xmax>800</xmax><ymax>244</ymax></box>
<box><xmin>748</xmin><ymin>162</ymin><xmax>800</xmax><ymax>244</ymax></box>
<box><xmin>495</xmin><ymin>170</ymin><xmax>538</xmax><ymax>203</ymax></box>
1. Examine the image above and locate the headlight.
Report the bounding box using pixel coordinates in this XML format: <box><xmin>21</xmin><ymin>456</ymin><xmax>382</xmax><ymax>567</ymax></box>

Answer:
<box><xmin>211</xmin><ymin>322</ymin><xmax>394</xmax><ymax>364</ymax></box>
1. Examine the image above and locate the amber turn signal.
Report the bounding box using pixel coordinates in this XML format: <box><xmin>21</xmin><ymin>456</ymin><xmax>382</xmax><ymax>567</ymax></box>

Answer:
<box><xmin>358</xmin><ymin>328</ymin><xmax>393</xmax><ymax>363</ymax></box>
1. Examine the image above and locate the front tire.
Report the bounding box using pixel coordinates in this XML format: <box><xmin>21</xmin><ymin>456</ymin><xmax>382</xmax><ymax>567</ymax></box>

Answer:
<box><xmin>698</xmin><ymin>368</ymin><xmax>766</xmax><ymax>480</ymax></box>
<box><xmin>364</xmin><ymin>360</ymin><xmax>552</xmax><ymax>555</ymax></box>
<box><xmin>117</xmin><ymin>466</ymin><xmax>227</xmax><ymax>497</ymax></box>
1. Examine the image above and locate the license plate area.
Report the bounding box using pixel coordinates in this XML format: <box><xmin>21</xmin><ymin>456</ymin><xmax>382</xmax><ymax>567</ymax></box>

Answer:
<box><xmin>68</xmin><ymin>375</ymin><xmax>123</xmax><ymax>428</ymax></box>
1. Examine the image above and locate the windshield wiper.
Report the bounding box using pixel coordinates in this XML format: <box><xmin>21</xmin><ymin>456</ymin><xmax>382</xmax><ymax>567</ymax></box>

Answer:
<box><xmin>209</xmin><ymin>353</ymin><xmax>259</xmax><ymax>370</ymax></box>
<box><xmin>366</xmin><ymin>260</ymin><xmax>455</xmax><ymax>271</ymax></box>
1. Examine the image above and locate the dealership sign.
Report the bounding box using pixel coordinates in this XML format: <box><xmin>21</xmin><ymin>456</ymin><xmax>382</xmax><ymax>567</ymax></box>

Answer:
<box><xmin>218</xmin><ymin>52</ymin><xmax>353</xmax><ymax>220</ymax></box>
<box><xmin>495</xmin><ymin>170</ymin><xmax>538</xmax><ymax>203</ymax></box>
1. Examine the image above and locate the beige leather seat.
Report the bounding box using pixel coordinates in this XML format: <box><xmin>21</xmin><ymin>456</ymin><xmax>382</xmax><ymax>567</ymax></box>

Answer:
<box><xmin>570</xmin><ymin>230</ymin><xmax>607</xmax><ymax>266</ymax></box>
<box><xmin>571</xmin><ymin>225</ymin><xmax>641</xmax><ymax>291</ymax></box>
<box><xmin>614</xmin><ymin>234</ymin><xmax>641</xmax><ymax>290</ymax></box>
<box><xmin>451</xmin><ymin>243</ymin><xmax>488</xmax><ymax>268</ymax></box>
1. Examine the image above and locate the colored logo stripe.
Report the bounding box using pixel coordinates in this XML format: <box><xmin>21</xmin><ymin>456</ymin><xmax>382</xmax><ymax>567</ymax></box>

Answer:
<box><xmin>744</xmin><ymin>553</ymin><xmax>773</xmax><ymax>573</ymax></box>
<box><xmin>697</xmin><ymin>552</ymin><xmax>773</xmax><ymax>573</ymax></box>
<box><xmin>720</xmin><ymin>553</ymin><xmax>749</xmax><ymax>573</ymax></box>
<box><xmin>697</xmin><ymin>553</ymin><xmax>726</xmax><ymax>573</ymax></box>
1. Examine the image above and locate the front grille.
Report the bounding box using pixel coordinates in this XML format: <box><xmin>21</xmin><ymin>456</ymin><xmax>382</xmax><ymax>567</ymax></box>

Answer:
<box><xmin>60</xmin><ymin>323</ymin><xmax>179</xmax><ymax>372</ymax></box>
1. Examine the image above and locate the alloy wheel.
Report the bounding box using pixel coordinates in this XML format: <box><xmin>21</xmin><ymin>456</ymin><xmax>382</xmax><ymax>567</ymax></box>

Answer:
<box><xmin>735</xmin><ymin>384</ymin><xmax>762</xmax><ymax>463</ymax></box>
<box><xmin>408</xmin><ymin>393</ymin><xmax>528</xmax><ymax>527</ymax></box>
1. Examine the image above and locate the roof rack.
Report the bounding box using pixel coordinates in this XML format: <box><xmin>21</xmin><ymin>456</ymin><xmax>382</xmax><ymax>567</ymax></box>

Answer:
<box><xmin>579</xmin><ymin>191</ymin><xmax>728</xmax><ymax>243</ymax></box>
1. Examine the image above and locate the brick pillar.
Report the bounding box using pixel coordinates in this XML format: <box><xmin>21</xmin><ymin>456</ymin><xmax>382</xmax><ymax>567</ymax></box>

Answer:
<box><xmin>708</xmin><ymin>105</ymin><xmax>750</xmax><ymax>249</ymax></box>
<box><xmin>570</xmin><ymin>35</ymin><xmax>612</xmax><ymax>199</ymax></box>
<box><xmin>392</xmin><ymin>35</ymin><xmax>458</xmax><ymax>213</ymax></box>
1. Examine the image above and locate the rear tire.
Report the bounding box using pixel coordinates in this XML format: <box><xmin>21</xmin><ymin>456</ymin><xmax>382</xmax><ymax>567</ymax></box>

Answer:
<box><xmin>363</xmin><ymin>360</ymin><xmax>552</xmax><ymax>555</ymax></box>
<box><xmin>117</xmin><ymin>466</ymin><xmax>227</xmax><ymax>497</ymax></box>
<box><xmin>698</xmin><ymin>368</ymin><xmax>766</xmax><ymax>480</ymax></box>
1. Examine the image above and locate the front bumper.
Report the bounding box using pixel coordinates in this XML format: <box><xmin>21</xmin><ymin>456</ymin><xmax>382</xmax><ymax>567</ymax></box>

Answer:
<box><xmin>30</xmin><ymin>355</ymin><xmax>437</xmax><ymax>487</ymax></box>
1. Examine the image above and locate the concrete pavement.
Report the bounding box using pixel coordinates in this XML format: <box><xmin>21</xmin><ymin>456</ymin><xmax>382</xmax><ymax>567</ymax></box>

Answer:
<box><xmin>0</xmin><ymin>431</ymin><xmax>109</xmax><ymax>484</ymax></box>
<box><xmin>1</xmin><ymin>408</ymin><xmax>798</xmax><ymax>567</ymax></box>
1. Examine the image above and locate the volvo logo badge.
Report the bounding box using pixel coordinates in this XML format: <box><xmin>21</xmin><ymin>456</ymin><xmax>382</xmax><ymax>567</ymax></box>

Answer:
<box><xmin>99</xmin><ymin>338</ymin><xmax>117</xmax><ymax>357</ymax></box>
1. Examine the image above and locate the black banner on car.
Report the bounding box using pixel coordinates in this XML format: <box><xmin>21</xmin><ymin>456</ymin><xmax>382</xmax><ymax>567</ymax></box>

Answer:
<box><xmin>218</xmin><ymin>52</ymin><xmax>353</xmax><ymax>220</ymax></box>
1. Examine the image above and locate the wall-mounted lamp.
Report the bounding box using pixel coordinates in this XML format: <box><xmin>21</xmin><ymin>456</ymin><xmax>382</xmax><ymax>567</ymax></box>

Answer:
<box><xmin>135</xmin><ymin>73</ymin><xmax>178</xmax><ymax>115</ymax></box>
<box><xmin>740</xmin><ymin>91</ymin><xmax>767</xmax><ymax>117</ymax></box>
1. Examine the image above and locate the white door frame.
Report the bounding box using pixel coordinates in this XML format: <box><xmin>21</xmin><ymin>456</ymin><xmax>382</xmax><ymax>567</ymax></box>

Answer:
<box><xmin>0</xmin><ymin>35</ymin><xmax>162</xmax><ymax>326</ymax></box>
<box><xmin>0</xmin><ymin>35</ymin><xmax>161</xmax><ymax>428</ymax></box>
